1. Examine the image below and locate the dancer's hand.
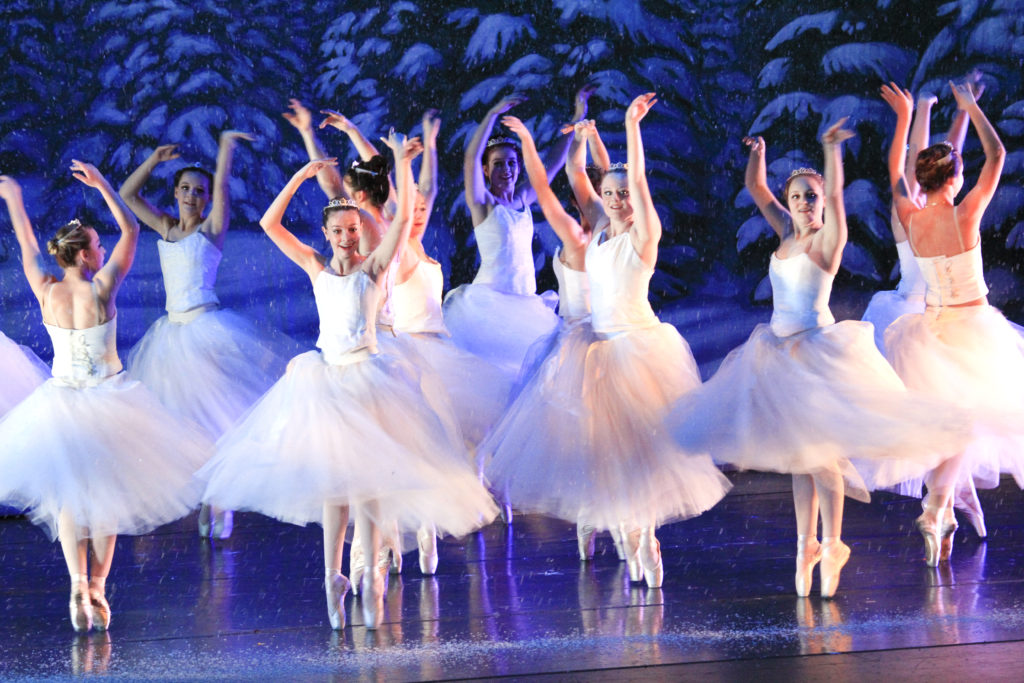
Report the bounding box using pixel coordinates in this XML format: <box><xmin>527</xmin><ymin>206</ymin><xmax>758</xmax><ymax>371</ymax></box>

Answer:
<box><xmin>881</xmin><ymin>82</ymin><xmax>913</xmax><ymax>117</ymax></box>
<box><xmin>319</xmin><ymin>109</ymin><xmax>355</xmax><ymax>133</ymax></box>
<box><xmin>743</xmin><ymin>135</ymin><xmax>766</xmax><ymax>156</ymax></box>
<box><xmin>147</xmin><ymin>144</ymin><xmax>180</xmax><ymax>165</ymax></box>
<box><xmin>950</xmin><ymin>80</ymin><xmax>978</xmax><ymax>110</ymax></box>
<box><xmin>560</xmin><ymin>118</ymin><xmax>596</xmax><ymax>137</ymax></box>
<box><xmin>220</xmin><ymin>130</ymin><xmax>254</xmax><ymax>146</ymax></box>
<box><xmin>422</xmin><ymin>109</ymin><xmax>441</xmax><ymax>146</ymax></box>
<box><xmin>821</xmin><ymin>117</ymin><xmax>854</xmax><ymax>145</ymax></box>
<box><xmin>501</xmin><ymin>115</ymin><xmax>533</xmax><ymax>144</ymax></box>
<box><xmin>573</xmin><ymin>82</ymin><xmax>597</xmax><ymax>121</ymax></box>
<box><xmin>70</xmin><ymin>159</ymin><xmax>106</xmax><ymax>188</ymax></box>
<box><xmin>0</xmin><ymin>175</ymin><xmax>22</xmax><ymax>202</ymax></box>
<box><xmin>627</xmin><ymin>92</ymin><xmax>657</xmax><ymax>124</ymax></box>
<box><xmin>489</xmin><ymin>94</ymin><xmax>526</xmax><ymax>117</ymax></box>
<box><xmin>296</xmin><ymin>158</ymin><xmax>338</xmax><ymax>181</ymax></box>
<box><xmin>282</xmin><ymin>99</ymin><xmax>313</xmax><ymax>131</ymax></box>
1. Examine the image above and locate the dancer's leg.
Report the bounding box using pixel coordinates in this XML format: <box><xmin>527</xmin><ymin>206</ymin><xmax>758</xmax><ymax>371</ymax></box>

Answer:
<box><xmin>812</xmin><ymin>468</ymin><xmax>849</xmax><ymax>599</ymax></box>
<box><xmin>355</xmin><ymin>502</ymin><xmax>384</xmax><ymax>629</ymax></box>
<box><xmin>88</xmin><ymin>534</ymin><xmax>116</xmax><ymax>630</ymax></box>
<box><xmin>322</xmin><ymin>503</ymin><xmax>351</xmax><ymax>630</ymax></box>
<box><xmin>58</xmin><ymin>509</ymin><xmax>92</xmax><ymax>631</ymax></box>
<box><xmin>792</xmin><ymin>475</ymin><xmax>822</xmax><ymax>597</ymax></box>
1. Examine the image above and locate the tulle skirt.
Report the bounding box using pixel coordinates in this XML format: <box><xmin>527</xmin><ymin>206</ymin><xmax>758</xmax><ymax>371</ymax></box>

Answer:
<box><xmin>667</xmin><ymin>321</ymin><xmax>968</xmax><ymax>502</ymax></box>
<box><xmin>0</xmin><ymin>374</ymin><xmax>212</xmax><ymax>539</ymax></box>
<box><xmin>861</xmin><ymin>290</ymin><xmax>924</xmax><ymax>352</ymax></box>
<box><xmin>199</xmin><ymin>350</ymin><xmax>498</xmax><ymax>536</ymax></box>
<box><xmin>0</xmin><ymin>332</ymin><xmax>48</xmax><ymax>416</ymax></box>
<box><xmin>443</xmin><ymin>283</ymin><xmax>560</xmax><ymax>380</ymax></box>
<box><xmin>126</xmin><ymin>308</ymin><xmax>298</xmax><ymax>438</ymax></box>
<box><xmin>484</xmin><ymin>322</ymin><xmax>731</xmax><ymax>530</ymax></box>
<box><xmin>385</xmin><ymin>332</ymin><xmax>512</xmax><ymax>449</ymax></box>
<box><xmin>885</xmin><ymin>305</ymin><xmax>1024</xmax><ymax>490</ymax></box>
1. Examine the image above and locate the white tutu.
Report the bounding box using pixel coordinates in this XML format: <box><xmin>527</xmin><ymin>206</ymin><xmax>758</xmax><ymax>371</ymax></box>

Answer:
<box><xmin>200</xmin><ymin>350</ymin><xmax>497</xmax><ymax>536</ymax></box>
<box><xmin>0</xmin><ymin>374</ymin><xmax>212</xmax><ymax>539</ymax></box>
<box><xmin>484</xmin><ymin>322</ymin><xmax>731</xmax><ymax>530</ymax></box>
<box><xmin>443</xmin><ymin>283</ymin><xmax>560</xmax><ymax>379</ymax></box>
<box><xmin>885</xmin><ymin>305</ymin><xmax>1024</xmax><ymax>490</ymax></box>
<box><xmin>126</xmin><ymin>308</ymin><xmax>299</xmax><ymax>438</ymax></box>
<box><xmin>667</xmin><ymin>321</ymin><xmax>969</xmax><ymax>502</ymax></box>
<box><xmin>861</xmin><ymin>290</ymin><xmax>924</xmax><ymax>352</ymax></box>
<box><xmin>385</xmin><ymin>332</ymin><xmax>512</xmax><ymax>448</ymax></box>
<box><xmin>0</xmin><ymin>332</ymin><xmax>48</xmax><ymax>416</ymax></box>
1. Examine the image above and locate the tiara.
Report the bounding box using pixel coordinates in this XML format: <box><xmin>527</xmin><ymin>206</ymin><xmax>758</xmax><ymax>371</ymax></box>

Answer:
<box><xmin>486</xmin><ymin>137</ymin><xmax>520</xmax><ymax>148</ymax></box>
<box><xmin>606</xmin><ymin>162</ymin><xmax>629</xmax><ymax>172</ymax></box>
<box><xmin>325</xmin><ymin>197</ymin><xmax>359</xmax><ymax>210</ymax></box>
<box><xmin>787</xmin><ymin>167</ymin><xmax>821</xmax><ymax>181</ymax></box>
<box><xmin>66</xmin><ymin>218</ymin><xmax>83</xmax><ymax>229</ymax></box>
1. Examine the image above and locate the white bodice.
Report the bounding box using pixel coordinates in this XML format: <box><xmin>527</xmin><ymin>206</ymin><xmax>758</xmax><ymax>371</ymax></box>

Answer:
<box><xmin>553</xmin><ymin>250</ymin><xmax>590</xmax><ymax>322</ymax></box>
<box><xmin>376</xmin><ymin>257</ymin><xmax>398</xmax><ymax>329</ymax></box>
<box><xmin>895</xmin><ymin>240</ymin><xmax>926</xmax><ymax>300</ymax></box>
<box><xmin>392</xmin><ymin>259</ymin><xmax>449</xmax><ymax>335</ymax></box>
<box><xmin>916</xmin><ymin>242</ymin><xmax>989</xmax><ymax>307</ymax></box>
<box><xmin>45</xmin><ymin>317</ymin><xmax>122</xmax><ymax>386</ymax></box>
<box><xmin>472</xmin><ymin>203</ymin><xmax>536</xmax><ymax>295</ymax></box>
<box><xmin>157</xmin><ymin>231</ymin><xmax>221</xmax><ymax>314</ymax></box>
<box><xmin>585</xmin><ymin>231</ymin><xmax>659</xmax><ymax>334</ymax></box>
<box><xmin>769</xmin><ymin>253</ymin><xmax>836</xmax><ymax>337</ymax></box>
<box><xmin>313</xmin><ymin>267</ymin><xmax>380</xmax><ymax>364</ymax></box>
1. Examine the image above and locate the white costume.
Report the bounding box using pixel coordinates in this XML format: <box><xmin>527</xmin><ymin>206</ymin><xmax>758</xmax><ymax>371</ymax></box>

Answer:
<box><xmin>0</xmin><ymin>332</ymin><xmax>48</xmax><ymax>416</ymax></box>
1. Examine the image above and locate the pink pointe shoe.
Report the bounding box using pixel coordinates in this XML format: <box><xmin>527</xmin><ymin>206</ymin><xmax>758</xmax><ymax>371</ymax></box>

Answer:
<box><xmin>325</xmin><ymin>573</ymin><xmax>351</xmax><ymax>630</ymax></box>
<box><xmin>819</xmin><ymin>538</ymin><xmax>850</xmax><ymax>599</ymax></box>
<box><xmin>417</xmin><ymin>527</ymin><xmax>438</xmax><ymax>576</ymax></box>
<box><xmin>69</xmin><ymin>583</ymin><xmax>93</xmax><ymax>633</ymax></box>
<box><xmin>360</xmin><ymin>568</ymin><xmax>385</xmax><ymax>630</ymax></box>
<box><xmin>577</xmin><ymin>524</ymin><xmax>596</xmax><ymax>561</ymax></box>
<box><xmin>639</xmin><ymin>530</ymin><xmax>664</xmax><ymax>588</ymax></box>
<box><xmin>795</xmin><ymin>535</ymin><xmax>822</xmax><ymax>598</ymax></box>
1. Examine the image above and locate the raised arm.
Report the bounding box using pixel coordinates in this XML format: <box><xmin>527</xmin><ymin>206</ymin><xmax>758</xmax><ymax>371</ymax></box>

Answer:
<box><xmin>464</xmin><ymin>95</ymin><xmax>523</xmax><ymax>224</ymax></box>
<box><xmin>946</xmin><ymin>74</ymin><xmax>983</xmax><ymax>156</ymax></box>
<box><xmin>364</xmin><ymin>132</ymin><xmax>420</xmax><ymax>279</ymax></box>
<box><xmin>206</xmin><ymin>130</ymin><xmax>252</xmax><ymax>248</ymax></box>
<box><xmin>743</xmin><ymin>136</ymin><xmax>789</xmax><ymax>238</ymax></box>
<box><xmin>320</xmin><ymin>109</ymin><xmax>397</xmax><ymax>217</ymax></box>
<box><xmin>952</xmin><ymin>81</ymin><xmax>1005</xmax><ymax>228</ymax></box>
<box><xmin>0</xmin><ymin>176</ymin><xmax>55</xmax><ymax>301</ymax></box>
<box><xmin>282</xmin><ymin>99</ymin><xmax>345</xmax><ymax>199</ymax></box>
<box><xmin>625</xmin><ymin>93</ymin><xmax>662</xmax><ymax>269</ymax></box>
<box><xmin>518</xmin><ymin>87</ymin><xmax>590</xmax><ymax>206</ymax></box>
<box><xmin>78</xmin><ymin>161</ymin><xmax>140</xmax><ymax>299</ymax></box>
<box><xmin>564</xmin><ymin>120</ymin><xmax>607</xmax><ymax>233</ymax></box>
<box><xmin>259</xmin><ymin>159</ymin><xmax>337</xmax><ymax>282</ymax></box>
<box><xmin>118</xmin><ymin>144</ymin><xmax>180</xmax><ymax>238</ymax></box>
<box><xmin>504</xmin><ymin>116</ymin><xmax>588</xmax><ymax>265</ymax></box>
<box><xmin>906</xmin><ymin>93</ymin><xmax>936</xmax><ymax>201</ymax></box>
<box><xmin>817</xmin><ymin>119</ymin><xmax>854</xmax><ymax>274</ymax></box>
<box><xmin>414</xmin><ymin>109</ymin><xmax>440</xmax><ymax>241</ymax></box>
<box><xmin>881</xmin><ymin>83</ymin><xmax>918</xmax><ymax>229</ymax></box>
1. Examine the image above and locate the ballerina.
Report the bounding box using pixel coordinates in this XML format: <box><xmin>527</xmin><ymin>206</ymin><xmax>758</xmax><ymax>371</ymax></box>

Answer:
<box><xmin>0</xmin><ymin>165</ymin><xmax>211</xmax><ymax>632</ymax></box>
<box><xmin>666</xmin><ymin>120</ymin><xmax>967</xmax><ymax>597</ymax></box>
<box><xmin>119</xmin><ymin>131</ymin><xmax>298</xmax><ymax>540</ymax></box>
<box><xmin>199</xmin><ymin>132</ymin><xmax>496</xmax><ymax>630</ymax></box>
<box><xmin>0</xmin><ymin>331</ymin><xmax>48</xmax><ymax>417</ymax></box>
<box><xmin>881</xmin><ymin>81</ymin><xmax>1024</xmax><ymax>565</ymax></box>
<box><xmin>443</xmin><ymin>90</ymin><xmax>588</xmax><ymax>379</ymax></box>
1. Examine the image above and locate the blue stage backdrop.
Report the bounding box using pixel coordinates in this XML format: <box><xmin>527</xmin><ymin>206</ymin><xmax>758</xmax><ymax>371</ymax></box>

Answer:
<box><xmin>2</xmin><ymin>0</ymin><xmax>1023</xmax><ymax>357</ymax></box>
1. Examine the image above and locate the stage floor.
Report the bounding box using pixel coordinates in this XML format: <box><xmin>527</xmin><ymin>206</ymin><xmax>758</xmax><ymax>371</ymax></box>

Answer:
<box><xmin>2</xmin><ymin>472</ymin><xmax>1023</xmax><ymax>681</ymax></box>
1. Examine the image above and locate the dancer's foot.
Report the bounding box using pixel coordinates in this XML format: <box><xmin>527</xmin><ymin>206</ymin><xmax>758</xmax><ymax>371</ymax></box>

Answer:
<box><xmin>88</xmin><ymin>578</ymin><xmax>110</xmax><ymax>631</ymax></box>
<box><xmin>212</xmin><ymin>510</ymin><xmax>233</xmax><ymax>540</ymax></box>
<box><xmin>916</xmin><ymin>510</ymin><xmax>956</xmax><ymax>567</ymax></box>
<box><xmin>417</xmin><ymin>527</ymin><xmax>438</xmax><ymax>576</ymax></box>
<box><xmin>795</xmin><ymin>535</ymin><xmax>822</xmax><ymax>598</ymax></box>
<box><xmin>639</xmin><ymin>529</ymin><xmax>663</xmax><ymax>588</ymax></box>
<box><xmin>623</xmin><ymin>528</ymin><xmax>643</xmax><ymax>583</ymax></box>
<box><xmin>325</xmin><ymin>573</ymin><xmax>351</xmax><ymax>630</ymax></box>
<box><xmin>69</xmin><ymin>580</ymin><xmax>93</xmax><ymax>633</ymax></box>
<box><xmin>610</xmin><ymin>525</ymin><xmax>627</xmax><ymax>562</ymax></box>
<box><xmin>360</xmin><ymin>568</ymin><xmax>385</xmax><ymax>630</ymax></box>
<box><xmin>197</xmin><ymin>504</ymin><xmax>212</xmax><ymax>538</ymax></box>
<box><xmin>577</xmin><ymin>524</ymin><xmax>596</xmax><ymax>561</ymax></box>
<box><xmin>819</xmin><ymin>538</ymin><xmax>850</xmax><ymax>599</ymax></box>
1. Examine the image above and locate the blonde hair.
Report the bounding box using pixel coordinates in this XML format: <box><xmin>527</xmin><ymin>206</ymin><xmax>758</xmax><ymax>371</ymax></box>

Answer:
<box><xmin>46</xmin><ymin>220</ymin><xmax>92</xmax><ymax>268</ymax></box>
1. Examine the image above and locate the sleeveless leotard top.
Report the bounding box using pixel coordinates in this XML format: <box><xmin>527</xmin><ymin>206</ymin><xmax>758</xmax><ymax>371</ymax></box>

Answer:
<box><xmin>909</xmin><ymin>207</ymin><xmax>989</xmax><ymax>307</ymax></box>
<box><xmin>392</xmin><ymin>258</ymin><xmax>449</xmax><ymax>336</ymax></box>
<box><xmin>472</xmin><ymin>203</ymin><xmax>536</xmax><ymax>295</ymax></box>
<box><xmin>157</xmin><ymin>231</ymin><xmax>221</xmax><ymax>319</ymax></box>
<box><xmin>769</xmin><ymin>252</ymin><xmax>836</xmax><ymax>337</ymax></box>
<box><xmin>314</xmin><ymin>266</ymin><xmax>381</xmax><ymax>365</ymax></box>
<box><xmin>43</xmin><ymin>283</ymin><xmax>122</xmax><ymax>385</ymax></box>
<box><xmin>585</xmin><ymin>231</ymin><xmax>659</xmax><ymax>335</ymax></box>
<box><xmin>894</xmin><ymin>240</ymin><xmax>926</xmax><ymax>300</ymax></box>
<box><xmin>553</xmin><ymin>249</ymin><xmax>590</xmax><ymax>322</ymax></box>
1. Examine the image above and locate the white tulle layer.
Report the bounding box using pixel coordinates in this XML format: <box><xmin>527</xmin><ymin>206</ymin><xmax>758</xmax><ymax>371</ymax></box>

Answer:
<box><xmin>199</xmin><ymin>350</ymin><xmax>497</xmax><ymax>536</ymax></box>
<box><xmin>384</xmin><ymin>332</ymin><xmax>512</xmax><ymax>448</ymax></box>
<box><xmin>483</xmin><ymin>322</ymin><xmax>731</xmax><ymax>530</ymax></box>
<box><xmin>0</xmin><ymin>375</ymin><xmax>212</xmax><ymax>539</ymax></box>
<box><xmin>885</xmin><ymin>305</ymin><xmax>1024</xmax><ymax>490</ymax></box>
<box><xmin>443</xmin><ymin>283</ymin><xmax>560</xmax><ymax>379</ymax></box>
<box><xmin>0</xmin><ymin>333</ymin><xmax>48</xmax><ymax>416</ymax></box>
<box><xmin>861</xmin><ymin>290</ymin><xmax>924</xmax><ymax>352</ymax></box>
<box><xmin>126</xmin><ymin>309</ymin><xmax>298</xmax><ymax>439</ymax></box>
<box><xmin>667</xmin><ymin>321</ymin><xmax>968</xmax><ymax>502</ymax></box>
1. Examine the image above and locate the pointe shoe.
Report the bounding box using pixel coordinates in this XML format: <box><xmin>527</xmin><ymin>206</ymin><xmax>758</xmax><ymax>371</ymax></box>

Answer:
<box><xmin>212</xmin><ymin>510</ymin><xmax>233</xmax><ymax>540</ymax></box>
<box><xmin>89</xmin><ymin>588</ymin><xmax>111</xmax><ymax>631</ymax></box>
<box><xmin>577</xmin><ymin>524</ymin><xmax>596</xmax><ymax>561</ymax></box>
<box><xmin>961</xmin><ymin>492</ymin><xmax>987</xmax><ymax>539</ymax></box>
<box><xmin>350</xmin><ymin>541</ymin><xmax>365</xmax><ymax>596</ymax></box>
<box><xmin>623</xmin><ymin>529</ymin><xmax>643</xmax><ymax>583</ymax></box>
<box><xmin>387</xmin><ymin>543</ymin><xmax>402</xmax><ymax>575</ymax></box>
<box><xmin>417</xmin><ymin>528</ymin><xmax>438</xmax><ymax>576</ymax></box>
<box><xmin>197</xmin><ymin>504</ymin><xmax>212</xmax><ymax>537</ymax></box>
<box><xmin>939</xmin><ymin>510</ymin><xmax>958</xmax><ymax>563</ymax></box>
<box><xmin>819</xmin><ymin>539</ymin><xmax>850</xmax><ymax>599</ymax></box>
<box><xmin>639</xmin><ymin>531</ymin><xmax>664</xmax><ymax>588</ymax></box>
<box><xmin>69</xmin><ymin>586</ymin><xmax>93</xmax><ymax>633</ymax></box>
<box><xmin>325</xmin><ymin>574</ymin><xmax>351</xmax><ymax>630</ymax></box>
<box><xmin>360</xmin><ymin>569</ymin><xmax>385</xmax><ymax>630</ymax></box>
<box><xmin>916</xmin><ymin>513</ymin><xmax>955</xmax><ymax>567</ymax></box>
<box><xmin>611</xmin><ymin>525</ymin><xmax>627</xmax><ymax>562</ymax></box>
<box><xmin>795</xmin><ymin>536</ymin><xmax>822</xmax><ymax>598</ymax></box>
<box><xmin>500</xmin><ymin>501</ymin><xmax>513</xmax><ymax>525</ymax></box>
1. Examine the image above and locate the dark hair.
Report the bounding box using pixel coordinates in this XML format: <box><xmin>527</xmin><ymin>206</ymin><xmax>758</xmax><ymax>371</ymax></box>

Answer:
<box><xmin>173</xmin><ymin>165</ymin><xmax>213</xmax><ymax>189</ymax></box>
<box><xmin>46</xmin><ymin>220</ymin><xmax>93</xmax><ymax>268</ymax></box>
<box><xmin>916</xmin><ymin>142</ymin><xmax>962</xmax><ymax>193</ymax></box>
<box><xmin>586</xmin><ymin>164</ymin><xmax>606</xmax><ymax>192</ymax></box>
<box><xmin>482</xmin><ymin>137</ymin><xmax>523</xmax><ymax>167</ymax></box>
<box><xmin>345</xmin><ymin>155</ymin><xmax>390</xmax><ymax>208</ymax></box>
<box><xmin>321</xmin><ymin>198</ymin><xmax>361</xmax><ymax>228</ymax></box>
